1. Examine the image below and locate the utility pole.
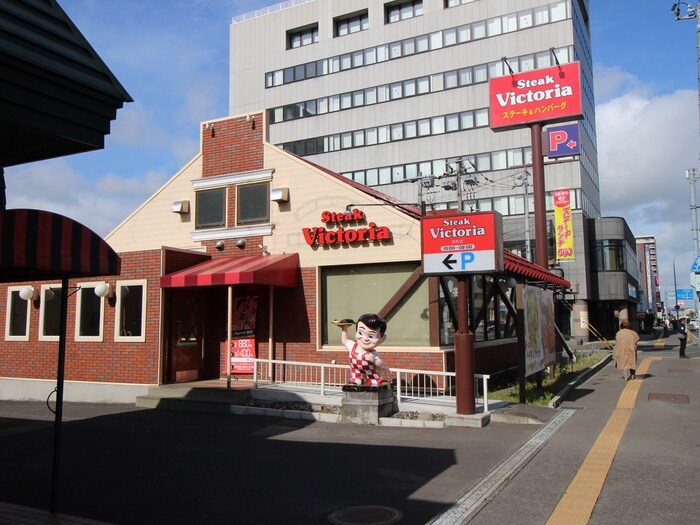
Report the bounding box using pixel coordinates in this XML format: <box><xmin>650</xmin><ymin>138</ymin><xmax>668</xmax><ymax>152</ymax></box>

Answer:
<box><xmin>687</xmin><ymin>168</ymin><xmax>700</xmax><ymax>257</ymax></box>
<box><xmin>513</xmin><ymin>170</ymin><xmax>532</xmax><ymax>261</ymax></box>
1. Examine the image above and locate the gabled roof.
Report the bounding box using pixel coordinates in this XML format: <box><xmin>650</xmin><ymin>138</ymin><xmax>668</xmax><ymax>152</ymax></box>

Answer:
<box><xmin>0</xmin><ymin>0</ymin><xmax>132</xmax><ymax>167</ymax></box>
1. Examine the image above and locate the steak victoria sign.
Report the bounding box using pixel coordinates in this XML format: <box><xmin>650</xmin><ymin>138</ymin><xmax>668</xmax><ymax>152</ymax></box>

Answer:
<box><xmin>303</xmin><ymin>208</ymin><xmax>391</xmax><ymax>246</ymax></box>
<box><xmin>421</xmin><ymin>212</ymin><xmax>503</xmax><ymax>275</ymax></box>
<box><xmin>489</xmin><ymin>62</ymin><xmax>583</xmax><ymax>130</ymax></box>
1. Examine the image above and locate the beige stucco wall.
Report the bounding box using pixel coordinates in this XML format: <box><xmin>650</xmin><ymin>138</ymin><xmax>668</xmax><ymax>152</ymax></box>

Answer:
<box><xmin>106</xmin><ymin>155</ymin><xmax>203</xmax><ymax>253</ymax></box>
<box><xmin>264</xmin><ymin>144</ymin><xmax>422</xmax><ymax>268</ymax></box>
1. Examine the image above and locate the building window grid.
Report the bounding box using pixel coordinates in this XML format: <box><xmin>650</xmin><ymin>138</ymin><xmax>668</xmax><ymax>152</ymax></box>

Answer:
<box><xmin>266</xmin><ymin>1</ymin><xmax>570</xmax><ymax>88</ymax></box>
<box><xmin>269</xmin><ymin>45</ymin><xmax>572</xmax><ymax>125</ymax></box>
<box><xmin>335</xmin><ymin>11</ymin><xmax>369</xmax><ymax>37</ymax></box>
<box><xmin>288</xmin><ymin>25</ymin><xmax>319</xmax><ymax>49</ymax></box>
<box><xmin>386</xmin><ymin>1</ymin><xmax>423</xmax><ymax>24</ymax></box>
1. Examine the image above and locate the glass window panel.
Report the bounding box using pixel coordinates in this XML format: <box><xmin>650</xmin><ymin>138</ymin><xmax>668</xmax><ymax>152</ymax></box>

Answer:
<box><xmin>487</xmin><ymin>17</ymin><xmax>502</xmax><ymax>36</ymax></box>
<box><xmin>432</xmin><ymin>160</ymin><xmax>443</xmax><ymax>176</ymax></box>
<box><xmin>7</xmin><ymin>290</ymin><xmax>28</xmax><ymax>338</ymax></box>
<box><xmin>290</xmin><ymin>33</ymin><xmax>301</xmax><ymax>48</ymax></box>
<box><xmin>265</xmin><ymin>72</ymin><xmax>273</xmax><ymax>88</ymax></box>
<box><xmin>353</xmin><ymin>171</ymin><xmax>365</xmax><ymax>184</ymax></box>
<box><xmin>404</xmin><ymin>120</ymin><xmax>417</xmax><ymax>138</ymax></box>
<box><xmin>403</xmin><ymin>38</ymin><xmax>415</xmax><ymax>55</ymax></box>
<box><xmin>306</xmin><ymin>61</ymin><xmax>317</xmax><ymax>78</ymax></box>
<box><xmin>349</xmin><ymin>17</ymin><xmax>361</xmax><ymax>33</ymax></box>
<box><xmin>352</xmin><ymin>90</ymin><xmax>364</xmax><ymax>106</ymax></box>
<box><xmin>329</xmin><ymin>95</ymin><xmax>340</xmax><ymax>111</ymax></box>
<box><xmin>317</xmin><ymin>59</ymin><xmax>329</xmax><ymax>75</ymax></box>
<box><xmin>388</xmin><ymin>6</ymin><xmax>400</xmax><ymax>23</ymax></box>
<box><xmin>417</xmin><ymin>119</ymin><xmax>431</xmax><ymax>136</ymax></box>
<box><xmin>352</xmin><ymin>51</ymin><xmax>364</xmax><ymax>67</ymax></box>
<box><xmin>330</xmin><ymin>56</ymin><xmax>340</xmax><ymax>72</ymax></box>
<box><xmin>416</xmin><ymin>76</ymin><xmax>430</xmax><ymax>94</ymax></box>
<box><xmin>365</xmin><ymin>87</ymin><xmax>377</xmax><ymax>104</ymax></box>
<box><xmin>473</xmin><ymin>64</ymin><xmax>487</xmax><ymax>83</ymax></box>
<box><xmin>460</xmin><ymin>111</ymin><xmax>474</xmax><ymax>129</ymax></box>
<box><xmin>492</xmin><ymin>150</ymin><xmax>507</xmax><ymax>170</ymax></box>
<box><xmin>457</xmin><ymin>24</ymin><xmax>470</xmax><ymax>42</ymax></box>
<box><xmin>41</xmin><ymin>286</ymin><xmax>60</xmax><ymax>338</ymax></box>
<box><xmin>414</xmin><ymin>1</ymin><xmax>423</xmax><ymax>16</ymax></box>
<box><xmin>401</xmin><ymin>3</ymin><xmax>413</xmax><ymax>20</ymax></box>
<box><xmin>340</xmin><ymin>53</ymin><xmax>352</xmax><ymax>70</ymax></box>
<box><xmin>502</xmin><ymin>13</ymin><xmax>517</xmax><ymax>32</ymax></box>
<box><xmin>392</xmin><ymin>165</ymin><xmax>405</xmax><ymax>182</ymax></box>
<box><xmin>416</xmin><ymin>34</ymin><xmax>429</xmax><ymax>52</ymax></box>
<box><xmin>534</xmin><ymin>6</ymin><xmax>549</xmax><ymax>25</ymax></box>
<box><xmin>353</xmin><ymin>130</ymin><xmax>365</xmax><ymax>146</ymax></box>
<box><xmin>478</xmin><ymin>198</ymin><xmax>492</xmax><ymax>211</ymax></box>
<box><xmin>390</xmin><ymin>82</ymin><xmax>402</xmax><ymax>99</ymax></box>
<box><xmin>488</xmin><ymin>61</ymin><xmax>503</xmax><ymax>79</ymax></box>
<box><xmin>273</xmin><ymin>70</ymin><xmax>283</xmax><ymax>86</ymax></box>
<box><xmin>301</xmin><ymin>31</ymin><xmax>312</xmax><ymax>46</ymax></box>
<box><xmin>366</xmin><ymin>168</ymin><xmax>379</xmax><ymax>186</ymax></box>
<box><xmin>472</xmin><ymin>21</ymin><xmax>486</xmax><ymax>39</ymax></box>
<box><xmin>429</xmin><ymin>31</ymin><xmax>442</xmax><ymax>49</ymax></box>
<box><xmin>444</xmin><ymin>28</ymin><xmax>457</xmax><ymax>46</ymax></box>
<box><xmin>318</xmin><ymin>97</ymin><xmax>328</xmax><ymax>114</ymax></box>
<box><xmin>283</xmin><ymin>67</ymin><xmax>294</xmax><ymax>83</ymax></box>
<box><xmin>78</xmin><ymin>286</ymin><xmax>102</xmax><ymax>337</ymax></box>
<box><xmin>518</xmin><ymin>10</ymin><xmax>533</xmax><ymax>29</ymax></box>
<box><xmin>536</xmin><ymin>51</ymin><xmax>551</xmax><ymax>68</ymax></box>
<box><xmin>379</xmin><ymin>167</ymin><xmax>391</xmax><ymax>184</ymax></box>
<box><xmin>390</xmin><ymin>41</ymin><xmax>402</xmax><ymax>59</ymax></box>
<box><xmin>341</xmin><ymin>92</ymin><xmax>352</xmax><ymax>109</ymax></box>
<box><xmin>432</xmin><ymin>116</ymin><xmax>445</xmax><ymax>134</ymax></box>
<box><xmin>341</xmin><ymin>132</ymin><xmax>352</xmax><ymax>149</ymax></box>
<box><xmin>377</xmin><ymin>126</ymin><xmax>390</xmax><ymax>143</ymax></box>
<box><xmin>405</xmin><ymin>164</ymin><xmax>418</xmax><ymax>180</ymax></box>
<box><xmin>520</xmin><ymin>55</ymin><xmax>535</xmax><ymax>72</ymax></box>
<box><xmin>196</xmin><ymin>188</ymin><xmax>225</xmax><ymax>228</ymax></box>
<box><xmin>391</xmin><ymin>123</ymin><xmax>404</xmax><ymax>141</ymax></box>
<box><xmin>337</xmin><ymin>20</ymin><xmax>348</xmax><ymax>36</ymax></box>
<box><xmin>270</xmin><ymin>107</ymin><xmax>283</xmax><ymax>123</ymax></box>
<box><xmin>492</xmin><ymin>196</ymin><xmax>508</xmax><ymax>215</ymax></box>
<box><xmin>474</xmin><ymin>108</ymin><xmax>489</xmax><ymax>127</ymax></box>
<box><xmin>444</xmin><ymin>71</ymin><xmax>458</xmax><ymax>89</ymax></box>
<box><xmin>366</xmin><ymin>128</ymin><xmax>378</xmax><ymax>145</ymax></box>
<box><xmin>551</xmin><ymin>1</ymin><xmax>567</xmax><ymax>22</ymax></box>
<box><xmin>238</xmin><ymin>182</ymin><xmax>269</xmax><ymax>224</ymax></box>
<box><xmin>507</xmin><ymin>148</ymin><xmax>524</xmax><ymax>167</ymax></box>
<box><xmin>377</xmin><ymin>45</ymin><xmax>389</xmax><ymax>62</ymax></box>
<box><xmin>459</xmin><ymin>67</ymin><xmax>472</xmax><ymax>85</ymax></box>
<box><xmin>365</xmin><ymin>48</ymin><xmax>377</xmax><ymax>64</ymax></box>
<box><xmin>403</xmin><ymin>79</ymin><xmax>416</xmax><ymax>97</ymax></box>
<box><xmin>524</xmin><ymin>147</ymin><xmax>533</xmax><ymax>165</ymax></box>
<box><xmin>445</xmin><ymin>113</ymin><xmax>459</xmax><ymax>132</ymax></box>
<box><xmin>476</xmin><ymin>153</ymin><xmax>491</xmax><ymax>171</ymax></box>
<box><xmin>116</xmin><ymin>283</ymin><xmax>145</xmax><ymax>338</ymax></box>
<box><xmin>377</xmin><ymin>85</ymin><xmax>388</xmax><ymax>103</ymax></box>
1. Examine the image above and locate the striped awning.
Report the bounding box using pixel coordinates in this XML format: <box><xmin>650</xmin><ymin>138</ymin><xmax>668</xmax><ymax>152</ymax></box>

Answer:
<box><xmin>504</xmin><ymin>251</ymin><xmax>570</xmax><ymax>288</ymax></box>
<box><xmin>0</xmin><ymin>209</ymin><xmax>120</xmax><ymax>282</ymax></box>
<box><xmin>160</xmin><ymin>253</ymin><xmax>299</xmax><ymax>288</ymax></box>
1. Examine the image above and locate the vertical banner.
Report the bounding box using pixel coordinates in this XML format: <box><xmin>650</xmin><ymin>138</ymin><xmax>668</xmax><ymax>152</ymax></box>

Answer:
<box><xmin>524</xmin><ymin>285</ymin><xmax>556</xmax><ymax>375</ymax></box>
<box><xmin>553</xmin><ymin>189</ymin><xmax>574</xmax><ymax>260</ymax></box>
<box><xmin>231</xmin><ymin>296</ymin><xmax>258</xmax><ymax>374</ymax></box>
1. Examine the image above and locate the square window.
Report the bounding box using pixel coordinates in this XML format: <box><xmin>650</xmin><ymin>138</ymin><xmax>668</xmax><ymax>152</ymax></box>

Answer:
<box><xmin>444</xmin><ymin>28</ymin><xmax>457</xmax><ymax>46</ymax></box>
<box><xmin>429</xmin><ymin>32</ymin><xmax>443</xmax><ymax>50</ymax></box>
<box><xmin>417</xmin><ymin>119</ymin><xmax>431</xmax><ymax>136</ymax></box>
<box><xmin>196</xmin><ymin>188</ymin><xmax>225</xmax><ymax>229</ymax></box>
<box><xmin>352</xmin><ymin>90</ymin><xmax>364</xmax><ymax>106</ymax></box>
<box><xmin>377</xmin><ymin>126</ymin><xmax>390</xmax><ymax>143</ymax></box>
<box><xmin>459</xmin><ymin>67</ymin><xmax>472</xmax><ymax>85</ymax></box>
<box><xmin>445</xmin><ymin>71</ymin><xmax>458</xmax><ymax>89</ymax></box>
<box><xmin>390</xmin><ymin>82</ymin><xmax>402</xmax><ymax>99</ymax></box>
<box><xmin>366</xmin><ymin>169</ymin><xmax>379</xmax><ymax>186</ymax></box>
<box><xmin>445</xmin><ymin>113</ymin><xmax>459</xmax><ymax>132</ymax></box>
<box><xmin>432</xmin><ymin>116</ymin><xmax>445</xmax><ymax>134</ymax></box>
<box><xmin>403</xmin><ymin>38</ymin><xmax>415</xmax><ymax>55</ymax></box>
<box><xmin>379</xmin><ymin>167</ymin><xmax>391</xmax><ymax>184</ymax></box>
<box><xmin>353</xmin><ymin>130</ymin><xmax>365</xmax><ymax>146</ymax></box>
<box><xmin>403</xmin><ymin>79</ymin><xmax>416</xmax><ymax>97</ymax></box>
<box><xmin>416</xmin><ymin>76</ymin><xmax>430</xmax><ymax>94</ymax></box>
<box><xmin>365</xmin><ymin>88</ymin><xmax>377</xmax><ymax>105</ymax></box>
<box><xmin>404</xmin><ymin>121</ymin><xmax>417</xmax><ymax>138</ymax></box>
<box><xmin>341</xmin><ymin>132</ymin><xmax>352</xmax><ymax>149</ymax></box>
<box><xmin>237</xmin><ymin>182</ymin><xmax>269</xmax><ymax>225</ymax></box>
<box><xmin>390</xmin><ymin>42</ymin><xmax>402</xmax><ymax>59</ymax></box>
<box><xmin>352</xmin><ymin>51</ymin><xmax>364</xmax><ymax>67</ymax></box>
<box><xmin>392</xmin><ymin>166</ymin><xmax>405</xmax><ymax>182</ymax></box>
<box><xmin>416</xmin><ymin>35</ymin><xmax>429</xmax><ymax>53</ymax></box>
<box><xmin>366</xmin><ymin>128</ymin><xmax>378</xmax><ymax>145</ymax></box>
<box><xmin>391</xmin><ymin>123</ymin><xmax>404</xmax><ymax>141</ymax></box>
<box><xmin>365</xmin><ymin>48</ymin><xmax>377</xmax><ymax>64</ymax></box>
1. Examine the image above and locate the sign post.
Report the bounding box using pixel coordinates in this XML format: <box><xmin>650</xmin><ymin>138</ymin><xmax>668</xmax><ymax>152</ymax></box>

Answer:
<box><xmin>422</xmin><ymin>212</ymin><xmax>503</xmax><ymax>415</ymax></box>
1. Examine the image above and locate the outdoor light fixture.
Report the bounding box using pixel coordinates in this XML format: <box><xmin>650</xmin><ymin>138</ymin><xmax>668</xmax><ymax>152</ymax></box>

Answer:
<box><xmin>215</xmin><ymin>240</ymin><xmax>225</xmax><ymax>251</ymax></box>
<box><xmin>235</xmin><ymin>239</ymin><xmax>247</xmax><ymax>249</ymax></box>
<box><xmin>505</xmin><ymin>277</ymin><xmax>517</xmax><ymax>289</ymax></box>
<box><xmin>94</xmin><ymin>282</ymin><xmax>114</xmax><ymax>299</ymax></box>
<box><xmin>19</xmin><ymin>285</ymin><xmax>38</xmax><ymax>301</ymax></box>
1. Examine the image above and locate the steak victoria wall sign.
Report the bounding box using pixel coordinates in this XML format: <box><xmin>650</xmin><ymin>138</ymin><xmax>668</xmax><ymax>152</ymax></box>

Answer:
<box><xmin>303</xmin><ymin>208</ymin><xmax>392</xmax><ymax>246</ymax></box>
<box><xmin>489</xmin><ymin>62</ymin><xmax>583</xmax><ymax>131</ymax></box>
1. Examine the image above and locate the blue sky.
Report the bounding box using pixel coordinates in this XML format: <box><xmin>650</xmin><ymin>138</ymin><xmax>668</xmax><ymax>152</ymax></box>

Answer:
<box><xmin>5</xmin><ymin>0</ymin><xmax>700</xmax><ymax>306</ymax></box>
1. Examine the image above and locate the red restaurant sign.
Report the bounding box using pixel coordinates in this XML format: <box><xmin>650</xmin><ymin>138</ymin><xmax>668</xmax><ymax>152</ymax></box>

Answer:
<box><xmin>489</xmin><ymin>62</ymin><xmax>583</xmax><ymax>130</ymax></box>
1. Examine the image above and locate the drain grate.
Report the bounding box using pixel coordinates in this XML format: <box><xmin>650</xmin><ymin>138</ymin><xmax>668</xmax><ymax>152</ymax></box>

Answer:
<box><xmin>648</xmin><ymin>392</ymin><xmax>690</xmax><ymax>404</ymax></box>
<box><xmin>328</xmin><ymin>505</ymin><xmax>403</xmax><ymax>525</ymax></box>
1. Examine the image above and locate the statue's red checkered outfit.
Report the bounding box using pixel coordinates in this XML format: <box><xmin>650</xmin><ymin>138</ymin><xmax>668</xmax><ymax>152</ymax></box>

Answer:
<box><xmin>349</xmin><ymin>342</ymin><xmax>383</xmax><ymax>386</ymax></box>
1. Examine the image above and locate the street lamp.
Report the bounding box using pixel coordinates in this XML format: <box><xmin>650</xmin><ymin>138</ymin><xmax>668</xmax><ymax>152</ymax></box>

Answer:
<box><xmin>671</xmin><ymin>2</ymin><xmax>700</xmax><ymax>131</ymax></box>
<box><xmin>673</xmin><ymin>249</ymin><xmax>694</xmax><ymax>319</ymax></box>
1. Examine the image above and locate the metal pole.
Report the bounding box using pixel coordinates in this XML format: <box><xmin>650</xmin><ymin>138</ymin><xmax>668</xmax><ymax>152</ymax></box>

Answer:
<box><xmin>50</xmin><ymin>277</ymin><xmax>69</xmax><ymax>512</ymax></box>
<box><xmin>454</xmin><ymin>275</ymin><xmax>475</xmax><ymax>415</ymax></box>
<box><xmin>687</xmin><ymin>169</ymin><xmax>700</xmax><ymax>257</ymax></box>
<box><xmin>530</xmin><ymin>123</ymin><xmax>547</xmax><ymax>268</ymax></box>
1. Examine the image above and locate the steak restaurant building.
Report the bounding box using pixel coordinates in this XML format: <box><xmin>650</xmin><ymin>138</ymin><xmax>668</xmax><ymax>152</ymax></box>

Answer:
<box><xmin>0</xmin><ymin>113</ymin><xmax>569</xmax><ymax>403</ymax></box>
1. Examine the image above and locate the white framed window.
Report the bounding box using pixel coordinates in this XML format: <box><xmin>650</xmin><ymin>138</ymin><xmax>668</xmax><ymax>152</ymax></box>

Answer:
<box><xmin>39</xmin><ymin>284</ymin><xmax>61</xmax><ymax>342</ymax></box>
<box><xmin>237</xmin><ymin>182</ymin><xmax>270</xmax><ymax>225</ymax></box>
<box><xmin>5</xmin><ymin>286</ymin><xmax>31</xmax><ymax>341</ymax></box>
<box><xmin>115</xmin><ymin>280</ymin><xmax>147</xmax><ymax>343</ymax></box>
<box><xmin>195</xmin><ymin>187</ymin><xmax>226</xmax><ymax>229</ymax></box>
<box><xmin>75</xmin><ymin>283</ymin><xmax>104</xmax><ymax>342</ymax></box>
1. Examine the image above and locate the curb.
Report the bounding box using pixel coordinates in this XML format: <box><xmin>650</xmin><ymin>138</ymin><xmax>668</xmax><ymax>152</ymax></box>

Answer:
<box><xmin>548</xmin><ymin>353</ymin><xmax>612</xmax><ymax>408</ymax></box>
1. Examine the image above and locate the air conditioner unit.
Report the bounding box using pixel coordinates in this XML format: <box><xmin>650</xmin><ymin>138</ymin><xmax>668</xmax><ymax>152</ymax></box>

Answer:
<box><xmin>270</xmin><ymin>187</ymin><xmax>289</xmax><ymax>202</ymax></box>
<box><xmin>171</xmin><ymin>200</ymin><xmax>190</xmax><ymax>214</ymax></box>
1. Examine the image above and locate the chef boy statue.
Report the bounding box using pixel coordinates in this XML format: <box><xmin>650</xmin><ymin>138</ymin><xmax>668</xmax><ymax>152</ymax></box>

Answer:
<box><xmin>335</xmin><ymin>313</ymin><xmax>390</xmax><ymax>386</ymax></box>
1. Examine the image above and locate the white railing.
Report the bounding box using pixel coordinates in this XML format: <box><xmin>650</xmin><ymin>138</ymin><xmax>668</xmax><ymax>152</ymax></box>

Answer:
<box><xmin>251</xmin><ymin>358</ymin><xmax>491</xmax><ymax>412</ymax></box>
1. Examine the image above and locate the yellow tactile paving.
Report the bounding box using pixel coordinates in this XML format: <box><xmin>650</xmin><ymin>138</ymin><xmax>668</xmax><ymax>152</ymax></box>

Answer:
<box><xmin>546</xmin><ymin>357</ymin><xmax>659</xmax><ymax>525</ymax></box>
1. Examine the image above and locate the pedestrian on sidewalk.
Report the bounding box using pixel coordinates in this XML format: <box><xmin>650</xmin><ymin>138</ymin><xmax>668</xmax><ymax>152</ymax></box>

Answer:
<box><xmin>678</xmin><ymin>318</ymin><xmax>687</xmax><ymax>358</ymax></box>
<box><xmin>615</xmin><ymin>319</ymin><xmax>639</xmax><ymax>381</ymax></box>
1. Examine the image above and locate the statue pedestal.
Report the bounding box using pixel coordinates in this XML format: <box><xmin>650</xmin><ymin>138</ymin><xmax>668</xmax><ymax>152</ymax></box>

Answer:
<box><xmin>340</xmin><ymin>384</ymin><xmax>394</xmax><ymax>425</ymax></box>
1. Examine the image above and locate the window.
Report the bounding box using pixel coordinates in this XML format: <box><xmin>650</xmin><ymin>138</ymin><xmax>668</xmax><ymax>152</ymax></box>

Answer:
<box><xmin>39</xmin><ymin>284</ymin><xmax>61</xmax><ymax>341</ymax></box>
<box><xmin>386</xmin><ymin>0</ymin><xmax>423</xmax><ymax>24</ymax></box>
<box><xmin>237</xmin><ymin>182</ymin><xmax>269</xmax><ymax>225</ymax></box>
<box><xmin>5</xmin><ymin>287</ymin><xmax>30</xmax><ymax>341</ymax></box>
<box><xmin>288</xmin><ymin>24</ymin><xmax>319</xmax><ymax>49</ymax></box>
<box><xmin>335</xmin><ymin>11</ymin><xmax>369</xmax><ymax>37</ymax></box>
<box><xmin>196</xmin><ymin>188</ymin><xmax>226</xmax><ymax>229</ymax></box>
<box><xmin>75</xmin><ymin>284</ymin><xmax>104</xmax><ymax>341</ymax></box>
<box><xmin>322</xmin><ymin>263</ymin><xmax>428</xmax><ymax>346</ymax></box>
<box><xmin>115</xmin><ymin>280</ymin><xmax>147</xmax><ymax>342</ymax></box>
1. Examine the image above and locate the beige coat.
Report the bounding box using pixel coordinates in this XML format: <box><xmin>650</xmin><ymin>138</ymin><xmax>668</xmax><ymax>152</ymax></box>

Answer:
<box><xmin>615</xmin><ymin>327</ymin><xmax>639</xmax><ymax>371</ymax></box>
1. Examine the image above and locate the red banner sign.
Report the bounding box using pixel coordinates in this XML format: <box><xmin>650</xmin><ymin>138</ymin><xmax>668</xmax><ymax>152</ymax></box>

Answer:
<box><xmin>231</xmin><ymin>337</ymin><xmax>256</xmax><ymax>374</ymax></box>
<box><xmin>489</xmin><ymin>62</ymin><xmax>583</xmax><ymax>130</ymax></box>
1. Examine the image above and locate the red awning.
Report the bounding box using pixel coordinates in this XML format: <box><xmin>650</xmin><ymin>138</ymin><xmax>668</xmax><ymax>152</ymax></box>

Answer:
<box><xmin>504</xmin><ymin>251</ymin><xmax>570</xmax><ymax>288</ymax></box>
<box><xmin>0</xmin><ymin>208</ymin><xmax>120</xmax><ymax>282</ymax></box>
<box><xmin>160</xmin><ymin>253</ymin><xmax>299</xmax><ymax>288</ymax></box>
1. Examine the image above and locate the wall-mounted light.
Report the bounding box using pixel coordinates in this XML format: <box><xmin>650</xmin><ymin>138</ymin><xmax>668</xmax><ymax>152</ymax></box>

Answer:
<box><xmin>19</xmin><ymin>286</ymin><xmax>39</xmax><ymax>301</ymax></box>
<box><xmin>505</xmin><ymin>277</ymin><xmax>517</xmax><ymax>289</ymax></box>
<box><xmin>171</xmin><ymin>200</ymin><xmax>190</xmax><ymax>214</ymax></box>
<box><xmin>203</xmin><ymin>122</ymin><xmax>215</xmax><ymax>137</ymax></box>
<box><xmin>270</xmin><ymin>187</ymin><xmax>289</xmax><ymax>203</ymax></box>
<box><xmin>94</xmin><ymin>283</ymin><xmax>114</xmax><ymax>299</ymax></box>
<box><xmin>259</xmin><ymin>244</ymin><xmax>270</xmax><ymax>256</ymax></box>
<box><xmin>235</xmin><ymin>239</ymin><xmax>246</xmax><ymax>250</ymax></box>
<box><xmin>215</xmin><ymin>240</ymin><xmax>225</xmax><ymax>251</ymax></box>
<box><xmin>245</xmin><ymin>114</ymin><xmax>256</xmax><ymax>129</ymax></box>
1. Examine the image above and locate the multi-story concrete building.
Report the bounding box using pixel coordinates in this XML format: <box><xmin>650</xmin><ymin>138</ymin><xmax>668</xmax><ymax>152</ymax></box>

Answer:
<box><xmin>229</xmin><ymin>0</ymin><xmax>600</xmax><ymax>339</ymax></box>
<box><xmin>636</xmin><ymin>235</ymin><xmax>660</xmax><ymax>315</ymax></box>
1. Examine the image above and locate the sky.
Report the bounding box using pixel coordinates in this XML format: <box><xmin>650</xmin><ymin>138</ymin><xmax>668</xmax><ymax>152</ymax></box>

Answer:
<box><xmin>5</xmin><ymin>0</ymin><xmax>700</xmax><ymax>307</ymax></box>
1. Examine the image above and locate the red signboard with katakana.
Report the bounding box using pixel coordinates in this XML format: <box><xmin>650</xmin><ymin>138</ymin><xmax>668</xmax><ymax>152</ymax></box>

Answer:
<box><xmin>489</xmin><ymin>62</ymin><xmax>583</xmax><ymax>131</ymax></box>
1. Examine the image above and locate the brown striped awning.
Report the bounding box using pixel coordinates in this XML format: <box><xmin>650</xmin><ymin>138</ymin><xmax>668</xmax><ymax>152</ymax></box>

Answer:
<box><xmin>504</xmin><ymin>250</ymin><xmax>570</xmax><ymax>288</ymax></box>
<box><xmin>0</xmin><ymin>209</ymin><xmax>120</xmax><ymax>282</ymax></box>
<box><xmin>160</xmin><ymin>253</ymin><xmax>299</xmax><ymax>288</ymax></box>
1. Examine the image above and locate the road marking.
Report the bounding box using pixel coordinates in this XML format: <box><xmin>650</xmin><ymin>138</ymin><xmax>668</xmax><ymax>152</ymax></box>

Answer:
<box><xmin>545</xmin><ymin>357</ymin><xmax>660</xmax><ymax>525</ymax></box>
<box><xmin>428</xmin><ymin>408</ymin><xmax>576</xmax><ymax>525</ymax></box>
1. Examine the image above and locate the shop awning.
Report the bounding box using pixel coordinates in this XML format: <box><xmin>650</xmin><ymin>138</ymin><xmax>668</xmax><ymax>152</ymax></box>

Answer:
<box><xmin>0</xmin><ymin>208</ymin><xmax>120</xmax><ymax>282</ymax></box>
<box><xmin>160</xmin><ymin>253</ymin><xmax>299</xmax><ymax>288</ymax></box>
<box><xmin>504</xmin><ymin>251</ymin><xmax>570</xmax><ymax>288</ymax></box>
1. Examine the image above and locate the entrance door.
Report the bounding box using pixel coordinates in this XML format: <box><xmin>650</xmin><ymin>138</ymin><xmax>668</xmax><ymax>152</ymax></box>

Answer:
<box><xmin>170</xmin><ymin>289</ymin><xmax>203</xmax><ymax>383</ymax></box>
